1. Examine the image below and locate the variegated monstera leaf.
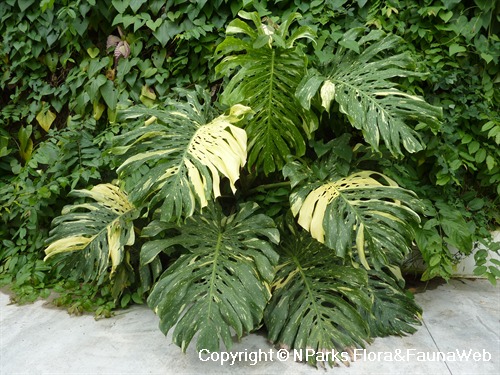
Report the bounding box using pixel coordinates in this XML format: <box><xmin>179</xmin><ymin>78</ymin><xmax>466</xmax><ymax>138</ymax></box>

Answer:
<box><xmin>146</xmin><ymin>202</ymin><xmax>280</xmax><ymax>352</ymax></box>
<box><xmin>215</xmin><ymin>11</ymin><xmax>317</xmax><ymax>175</ymax></box>
<box><xmin>296</xmin><ymin>32</ymin><xmax>442</xmax><ymax>156</ymax></box>
<box><xmin>44</xmin><ymin>183</ymin><xmax>138</xmax><ymax>284</ymax></box>
<box><xmin>265</xmin><ymin>224</ymin><xmax>371</xmax><ymax>367</ymax></box>
<box><xmin>284</xmin><ymin>159</ymin><xmax>421</xmax><ymax>269</ymax></box>
<box><xmin>111</xmin><ymin>90</ymin><xmax>250</xmax><ymax>222</ymax></box>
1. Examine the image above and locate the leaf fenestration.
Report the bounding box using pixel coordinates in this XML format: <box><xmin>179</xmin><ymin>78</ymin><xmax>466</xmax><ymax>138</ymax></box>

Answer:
<box><xmin>112</xmin><ymin>90</ymin><xmax>250</xmax><ymax>222</ymax></box>
<box><xmin>284</xmin><ymin>163</ymin><xmax>421</xmax><ymax>269</ymax></box>
<box><xmin>216</xmin><ymin>12</ymin><xmax>317</xmax><ymax>175</ymax></box>
<box><xmin>265</xmin><ymin>226</ymin><xmax>371</xmax><ymax>367</ymax></box>
<box><xmin>296</xmin><ymin>34</ymin><xmax>442</xmax><ymax>156</ymax></box>
<box><xmin>147</xmin><ymin>202</ymin><xmax>280</xmax><ymax>352</ymax></box>
<box><xmin>44</xmin><ymin>183</ymin><xmax>137</xmax><ymax>283</ymax></box>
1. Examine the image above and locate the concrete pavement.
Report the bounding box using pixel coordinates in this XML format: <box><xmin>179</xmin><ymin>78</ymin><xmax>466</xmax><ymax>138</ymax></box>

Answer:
<box><xmin>1</xmin><ymin>278</ymin><xmax>499</xmax><ymax>374</ymax></box>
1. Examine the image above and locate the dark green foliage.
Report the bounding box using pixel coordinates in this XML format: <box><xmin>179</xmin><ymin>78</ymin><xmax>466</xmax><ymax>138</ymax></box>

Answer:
<box><xmin>364</xmin><ymin>268</ymin><xmax>422</xmax><ymax>337</ymax></box>
<box><xmin>147</xmin><ymin>202</ymin><xmax>280</xmax><ymax>352</ymax></box>
<box><xmin>0</xmin><ymin>0</ymin><xmax>498</xmax><ymax>368</ymax></box>
<box><xmin>265</xmin><ymin>226</ymin><xmax>371</xmax><ymax>366</ymax></box>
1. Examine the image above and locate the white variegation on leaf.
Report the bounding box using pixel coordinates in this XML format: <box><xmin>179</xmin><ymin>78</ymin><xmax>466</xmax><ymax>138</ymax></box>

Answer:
<box><xmin>146</xmin><ymin>203</ymin><xmax>280</xmax><ymax>352</ymax></box>
<box><xmin>265</xmin><ymin>226</ymin><xmax>371</xmax><ymax>367</ymax></box>
<box><xmin>288</xmin><ymin>170</ymin><xmax>421</xmax><ymax>269</ymax></box>
<box><xmin>320</xmin><ymin>80</ymin><xmax>336</xmax><ymax>113</ymax></box>
<box><xmin>112</xmin><ymin>91</ymin><xmax>251</xmax><ymax>222</ymax></box>
<box><xmin>296</xmin><ymin>34</ymin><xmax>442</xmax><ymax>156</ymax></box>
<box><xmin>44</xmin><ymin>183</ymin><xmax>137</xmax><ymax>281</ymax></box>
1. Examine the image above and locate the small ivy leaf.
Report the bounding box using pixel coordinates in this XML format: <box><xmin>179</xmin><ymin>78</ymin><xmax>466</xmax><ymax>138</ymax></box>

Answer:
<box><xmin>439</xmin><ymin>10</ymin><xmax>453</xmax><ymax>23</ymax></box>
<box><xmin>480</xmin><ymin>53</ymin><xmax>493</xmax><ymax>64</ymax></box>
<box><xmin>44</xmin><ymin>53</ymin><xmax>58</xmax><ymax>73</ymax></box>
<box><xmin>36</xmin><ymin>107</ymin><xmax>57</xmax><ymax>132</ymax></box>
<box><xmin>100</xmin><ymin>81</ymin><xmax>118</xmax><ymax>111</ymax></box>
<box><xmin>449</xmin><ymin>43</ymin><xmax>466</xmax><ymax>56</ymax></box>
<box><xmin>87</xmin><ymin>47</ymin><xmax>100</xmax><ymax>59</ymax></box>
<box><xmin>129</xmin><ymin>0</ymin><xmax>147</xmax><ymax>13</ymax></box>
<box><xmin>146</xmin><ymin>18</ymin><xmax>162</xmax><ymax>31</ymax></box>
<box><xmin>111</xmin><ymin>0</ymin><xmax>128</xmax><ymax>14</ymax></box>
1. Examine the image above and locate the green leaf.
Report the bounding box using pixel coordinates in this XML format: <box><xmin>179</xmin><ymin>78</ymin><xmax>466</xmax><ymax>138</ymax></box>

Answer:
<box><xmin>111</xmin><ymin>0</ymin><xmax>128</xmax><ymax>13</ymax></box>
<box><xmin>435</xmin><ymin>200</ymin><xmax>473</xmax><ymax>253</ymax></box>
<box><xmin>147</xmin><ymin>203</ymin><xmax>279</xmax><ymax>352</ymax></box>
<box><xmin>145</xmin><ymin>18</ymin><xmax>162</xmax><ymax>31</ymax></box>
<box><xmin>153</xmin><ymin>20</ymin><xmax>182</xmax><ymax>46</ymax></box>
<box><xmin>18</xmin><ymin>0</ymin><xmax>35</xmax><ymax>12</ymax></box>
<box><xmin>338</xmin><ymin>38</ymin><xmax>360</xmax><ymax>53</ymax></box>
<box><xmin>439</xmin><ymin>10</ymin><xmax>453</xmax><ymax>23</ymax></box>
<box><xmin>113</xmin><ymin>89</ymin><xmax>250</xmax><ymax>222</ymax></box>
<box><xmin>18</xmin><ymin>125</ymin><xmax>33</xmax><ymax>161</ymax></box>
<box><xmin>311</xmin><ymin>34</ymin><xmax>442</xmax><ymax>155</ymax></box>
<box><xmin>36</xmin><ymin>107</ymin><xmax>56</xmax><ymax>132</ymax></box>
<box><xmin>265</xmin><ymin>225</ymin><xmax>371</xmax><ymax>367</ymax></box>
<box><xmin>295</xmin><ymin>72</ymin><xmax>324</xmax><ymax>110</ymax></box>
<box><xmin>486</xmin><ymin>155</ymin><xmax>495</xmax><ymax>170</ymax></box>
<box><xmin>87</xmin><ymin>47</ymin><xmax>100</xmax><ymax>58</ymax></box>
<box><xmin>363</xmin><ymin>268</ymin><xmax>422</xmax><ymax>337</ymax></box>
<box><xmin>216</xmin><ymin>12</ymin><xmax>317</xmax><ymax>175</ymax></box>
<box><xmin>449</xmin><ymin>43</ymin><xmax>466</xmax><ymax>56</ymax></box>
<box><xmin>129</xmin><ymin>0</ymin><xmax>147</xmax><ymax>13</ymax></box>
<box><xmin>44</xmin><ymin>184</ymin><xmax>138</xmax><ymax>284</ymax></box>
<box><xmin>475</xmin><ymin>148</ymin><xmax>487</xmax><ymax>163</ymax></box>
<box><xmin>100</xmin><ymin>80</ymin><xmax>118</xmax><ymax>111</ymax></box>
<box><xmin>468</xmin><ymin>198</ymin><xmax>485</xmax><ymax>211</ymax></box>
<box><xmin>284</xmin><ymin>165</ymin><xmax>421</xmax><ymax>268</ymax></box>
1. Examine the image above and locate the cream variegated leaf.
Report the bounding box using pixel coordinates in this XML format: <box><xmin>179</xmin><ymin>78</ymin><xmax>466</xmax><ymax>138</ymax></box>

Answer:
<box><xmin>296</xmin><ymin>34</ymin><xmax>442</xmax><ymax>155</ymax></box>
<box><xmin>287</xmin><ymin>170</ymin><xmax>421</xmax><ymax>269</ymax></box>
<box><xmin>112</xmin><ymin>90</ymin><xmax>250</xmax><ymax>222</ymax></box>
<box><xmin>320</xmin><ymin>80</ymin><xmax>335</xmax><ymax>113</ymax></box>
<box><xmin>44</xmin><ymin>183</ymin><xmax>137</xmax><ymax>283</ymax></box>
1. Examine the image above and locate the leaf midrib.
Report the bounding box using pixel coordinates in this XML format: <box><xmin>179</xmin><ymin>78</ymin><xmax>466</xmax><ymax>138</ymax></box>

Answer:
<box><xmin>206</xmin><ymin>230</ymin><xmax>223</xmax><ymax>322</ymax></box>
<box><xmin>289</xmin><ymin>252</ymin><xmax>331</xmax><ymax>349</ymax></box>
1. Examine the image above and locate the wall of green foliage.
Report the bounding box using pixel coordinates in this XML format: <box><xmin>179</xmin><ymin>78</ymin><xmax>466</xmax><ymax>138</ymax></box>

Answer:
<box><xmin>0</xmin><ymin>0</ymin><xmax>498</xmax><ymax>318</ymax></box>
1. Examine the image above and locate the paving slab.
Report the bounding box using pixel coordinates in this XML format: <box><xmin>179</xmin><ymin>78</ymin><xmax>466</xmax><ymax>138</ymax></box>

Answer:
<box><xmin>1</xmin><ymin>279</ymin><xmax>498</xmax><ymax>375</ymax></box>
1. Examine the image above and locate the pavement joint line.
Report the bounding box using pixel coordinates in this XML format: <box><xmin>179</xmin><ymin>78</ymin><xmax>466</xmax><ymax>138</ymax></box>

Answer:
<box><xmin>422</xmin><ymin>318</ymin><xmax>453</xmax><ymax>375</ymax></box>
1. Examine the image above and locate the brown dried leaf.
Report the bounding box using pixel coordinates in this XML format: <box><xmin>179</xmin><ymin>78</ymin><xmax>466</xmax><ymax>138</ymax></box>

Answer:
<box><xmin>106</xmin><ymin>35</ymin><xmax>121</xmax><ymax>50</ymax></box>
<box><xmin>114</xmin><ymin>40</ymin><xmax>130</xmax><ymax>64</ymax></box>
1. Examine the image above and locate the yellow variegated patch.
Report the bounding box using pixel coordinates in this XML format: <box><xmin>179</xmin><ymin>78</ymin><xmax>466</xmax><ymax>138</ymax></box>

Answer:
<box><xmin>44</xmin><ymin>184</ymin><xmax>136</xmax><ymax>278</ymax></box>
<box><xmin>187</xmin><ymin>104</ymin><xmax>249</xmax><ymax>203</ymax></box>
<box><xmin>320</xmin><ymin>80</ymin><xmax>336</xmax><ymax>113</ymax></box>
<box><xmin>295</xmin><ymin>183</ymin><xmax>340</xmax><ymax>243</ymax></box>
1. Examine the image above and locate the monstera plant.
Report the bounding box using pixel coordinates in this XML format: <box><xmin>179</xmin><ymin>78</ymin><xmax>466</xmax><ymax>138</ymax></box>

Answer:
<box><xmin>45</xmin><ymin>11</ymin><xmax>441</xmax><ymax>367</ymax></box>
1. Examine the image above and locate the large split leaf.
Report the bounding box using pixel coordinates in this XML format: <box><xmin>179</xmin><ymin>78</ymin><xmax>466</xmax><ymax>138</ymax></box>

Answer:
<box><xmin>284</xmin><ymin>160</ymin><xmax>421</xmax><ymax>269</ymax></box>
<box><xmin>111</xmin><ymin>90</ymin><xmax>250</xmax><ymax>222</ymax></box>
<box><xmin>147</xmin><ymin>202</ymin><xmax>279</xmax><ymax>352</ymax></box>
<box><xmin>265</xmin><ymin>225</ymin><xmax>371</xmax><ymax>367</ymax></box>
<box><xmin>363</xmin><ymin>267</ymin><xmax>422</xmax><ymax>337</ymax></box>
<box><xmin>44</xmin><ymin>184</ymin><xmax>137</xmax><ymax>284</ymax></box>
<box><xmin>297</xmin><ymin>33</ymin><xmax>442</xmax><ymax>156</ymax></box>
<box><xmin>215</xmin><ymin>11</ymin><xmax>317</xmax><ymax>175</ymax></box>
